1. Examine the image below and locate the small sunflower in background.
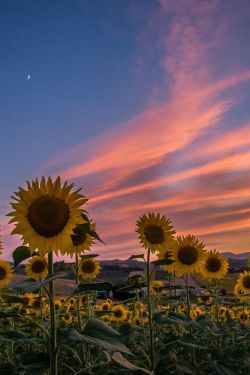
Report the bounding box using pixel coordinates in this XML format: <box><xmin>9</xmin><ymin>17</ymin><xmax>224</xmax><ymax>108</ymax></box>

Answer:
<box><xmin>111</xmin><ymin>304</ymin><xmax>128</xmax><ymax>323</ymax></box>
<box><xmin>8</xmin><ymin>176</ymin><xmax>87</xmax><ymax>256</ymax></box>
<box><xmin>78</xmin><ymin>258</ymin><xmax>100</xmax><ymax>280</ymax></box>
<box><xmin>0</xmin><ymin>259</ymin><xmax>13</xmax><ymax>287</ymax></box>
<box><xmin>197</xmin><ymin>294</ymin><xmax>213</xmax><ymax>305</ymax></box>
<box><xmin>25</xmin><ymin>256</ymin><xmax>48</xmax><ymax>281</ymax></box>
<box><xmin>136</xmin><ymin>213</ymin><xmax>175</xmax><ymax>253</ymax></box>
<box><xmin>171</xmin><ymin>235</ymin><xmax>206</xmax><ymax>275</ymax></box>
<box><xmin>150</xmin><ymin>280</ymin><xmax>164</xmax><ymax>296</ymax></box>
<box><xmin>199</xmin><ymin>250</ymin><xmax>228</xmax><ymax>280</ymax></box>
<box><xmin>100</xmin><ymin>300</ymin><xmax>112</xmax><ymax>311</ymax></box>
<box><xmin>235</xmin><ymin>271</ymin><xmax>250</xmax><ymax>294</ymax></box>
<box><xmin>62</xmin><ymin>313</ymin><xmax>74</xmax><ymax>325</ymax></box>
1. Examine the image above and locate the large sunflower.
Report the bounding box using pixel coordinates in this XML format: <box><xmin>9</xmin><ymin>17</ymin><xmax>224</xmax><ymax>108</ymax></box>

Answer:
<box><xmin>25</xmin><ymin>256</ymin><xmax>48</xmax><ymax>281</ymax></box>
<box><xmin>0</xmin><ymin>259</ymin><xmax>13</xmax><ymax>287</ymax></box>
<box><xmin>8</xmin><ymin>176</ymin><xmax>87</xmax><ymax>256</ymax></box>
<box><xmin>199</xmin><ymin>250</ymin><xmax>228</xmax><ymax>280</ymax></box>
<box><xmin>136</xmin><ymin>213</ymin><xmax>175</xmax><ymax>253</ymax></box>
<box><xmin>235</xmin><ymin>271</ymin><xmax>250</xmax><ymax>294</ymax></box>
<box><xmin>171</xmin><ymin>235</ymin><xmax>206</xmax><ymax>275</ymax></box>
<box><xmin>78</xmin><ymin>258</ymin><xmax>100</xmax><ymax>280</ymax></box>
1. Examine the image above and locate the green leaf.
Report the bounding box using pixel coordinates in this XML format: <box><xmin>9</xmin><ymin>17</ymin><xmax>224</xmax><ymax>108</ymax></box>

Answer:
<box><xmin>129</xmin><ymin>254</ymin><xmax>145</xmax><ymax>260</ymax></box>
<box><xmin>12</xmin><ymin>246</ymin><xmax>32</xmax><ymax>267</ymax></box>
<box><xmin>80</xmin><ymin>253</ymin><xmax>99</xmax><ymax>260</ymax></box>
<box><xmin>111</xmin><ymin>352</ymin><xmax>151</xmax><ymax>374</ymax></box>
<box><xmin>76</xmin><ymin>281</ymin><xmax>112</xmax><ymax>293</ymax></box>
<box><xmin>0</xmin><ymin>294</ymin><xmax>29</xmax><ymax>305</ymax></box>
<box><xmin>89</xmin><ymin>230</ymin><xmax>105</xmax><ymax>244</ymax></box>
<box><xmin>0</xmin><ymin>330</ymin><xmax>43</xmax><ymax>343</ymax></box>
<box><xmin>0</xmin><ymin>309</ymin><xmax>19</xmax><ymax>319</ymax></box>
<box><xmin>177</xmin><ymin>338</ymin><xmax>208</xmax><ymax>350</ymax></box>
<box><xmin>177</xmin><ymin>360</ymin><xmax>198</xmax><ymax>374</ymax></box>
<box><xmin>10</xmin><ymin>272</ymin><xmax>67</xmax><ymax>293</ymax></box>
<box><xmin>151</xmin><ymin>259</ymin><xmax>175</xmax><ymax>267</ymax></box>
<box><xmin>63</xmin><ymin>319</ymin><xmax>131</xmax><ymax>354</ymax></box>
<box><xmin>17</xmin><ymin>352</ymin><xmax>50</xmax><ymax>371</ymax></box>
<box><xmin>0</xmin><ymin>364</ymin><xmax>17</xmax><ymax>375</ymax></box>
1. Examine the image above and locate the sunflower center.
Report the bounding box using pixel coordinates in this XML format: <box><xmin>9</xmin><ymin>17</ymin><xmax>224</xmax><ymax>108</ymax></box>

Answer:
<box><xmin>177</xmin><ymin>245</ymin><xmax>198</xmax><ymax>265</ymax></box>
<box><xmin>0</xmin><ymin>266</ymin><xmax>7</xmax><ymax>280</ymax></box>
<box><xmin>102</xmin><ymin>304</ymin><xmax>109</xmax><ymax>310</ymax></box>
<box><xmin>243</xmin><ymin>275</ymin><xmax>250</xmax><ymax>289</ymax></box>
<box><xmin>206</xmin><ymin>256</ymin><xmax>222</xmax><ymax>272</ymax></box>
<box><xmin>71</xmin><ymin>227</ymin><xmax>87</xmax><ymax>246</ymax></box>
<box><xmin>144</xmin><ymin>225</ymin><xmax>164</xmax><ymax>244</ymax></box>
<box><xmin>80</xmin><ymin>260</ymin><xmax>95</xmax><ymax>274</ymax></box>
<box><xmin>32</xmin><ymin>299</ymin><xmax>42</xmax><ymax>309</ymax></box>
<box><xmin>114</xmin><ymin>309</ymin><xmax>123</xmax><ymax>318</ymax></box>
<box><xmin>27</xmin><ymin>196</ymin><xmax>70</xmax><ymax>237</ymax></box>
<box><xmin>31</xmin><ymin>260</ymin><xmax>46</xmax><ymax>274</ymax></box>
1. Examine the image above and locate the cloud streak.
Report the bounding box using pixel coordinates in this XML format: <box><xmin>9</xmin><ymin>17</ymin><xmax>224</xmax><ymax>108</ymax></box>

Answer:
<box><xmin>4</xmin><ymin>0</ymin><xmax>250</xmax><ymax>259</ymax></box>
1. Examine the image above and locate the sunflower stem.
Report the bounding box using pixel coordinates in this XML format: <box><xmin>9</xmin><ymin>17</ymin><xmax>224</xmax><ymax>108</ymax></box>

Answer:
<box><xmin>185</xmin><ymin>273</ymin><xmax>191</xmax><ymax>320</ymax></box>
<box><xmin>48</xmin><ymin>252</ymin><xmax>58</xmax><ymax>375</ymax></box>
<box><xmin>146</xmin><ymin>248</ymin><xmax>155</xmax><ymax>373</ymax></box>
<box><xmin>75</xmin><ymin>254</ymin><xmax>83</xmax><ymax>331</ymax></box>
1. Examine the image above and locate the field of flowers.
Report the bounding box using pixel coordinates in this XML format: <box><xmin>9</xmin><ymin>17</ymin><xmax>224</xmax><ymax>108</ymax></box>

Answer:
<box><xmin>0</xmin><ymin>177</ymin><xmax>249</xmax><ymax>375</ymax></box>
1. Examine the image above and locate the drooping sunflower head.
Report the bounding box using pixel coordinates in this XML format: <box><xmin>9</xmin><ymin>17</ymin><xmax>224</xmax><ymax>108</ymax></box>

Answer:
<box><xmin>25</xmin><ymin>256</ymin><xmax>48</xmax><ymax>281</ymax></box>
<box><xmin>112</xmin><ymin>305</ymin><xmax>128</xmax><ymax>323</ymax></box>
<box><xmin>236</xmin><ymin>271</ymin><xmax>250</xmax><ymax>294</ymax></box>
<box><xmin>199</xmin><ymin>250</ymin><xmax>228</xmax><ymax>280</ymax></box>
<box><xmin>156</xmin><ymin>246</ymin><xmax>178</xmax><ymax>274</ymax></box>
<box><xmin>78</xmin><ymin>258</ymin><xmax>100</xmax><ymax>280</ymax></box>
<box><xmin>8</xmin><ymin>176</ymin><xmax>88</xmax><ymax>256</ymax></box>
<box><xmin>65</xmin><ymin>222</ymin><xmax>94</xmax><ymax>257</ymax></box>
<box><xmin>0</xmin><ymin>259</ymin><xmax>13</xmax><ymax>287</ymax></box>
<box><xmin>136</xmin><ymin>213</ymin><xmax>175</xmax><ymax>253</ymax></box>
<box><xmin>171</xmin><ymin>235</ymin><xmax>206</xmax><ymax>275</ymax></box>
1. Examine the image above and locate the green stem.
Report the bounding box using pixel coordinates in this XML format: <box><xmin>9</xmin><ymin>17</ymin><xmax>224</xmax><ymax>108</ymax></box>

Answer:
<box><xmin>185</xmin><ymin>273</ymin><xmax>191</xmax><ymax>320</ymax></box>
<box><xmin>48</xmin><ymin>252</ymin><xmax>58</xmax><ymax>375</ymax></box>
<box><xmin>146</xmin><ymin>248</ymin><xmax>155</xmax><ymax>373</ymax></box>
<box><xmin>75</xmin><ymin>254</ymin><xmax>83</xmax><ymax>331</ymax></box>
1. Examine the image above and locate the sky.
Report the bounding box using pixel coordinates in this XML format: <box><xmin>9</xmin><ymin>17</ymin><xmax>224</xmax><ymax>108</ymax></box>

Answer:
<box><xmin>1</xmin><ymin>0</ymin><xmax>250</xmax><ymax>260</ymax></box>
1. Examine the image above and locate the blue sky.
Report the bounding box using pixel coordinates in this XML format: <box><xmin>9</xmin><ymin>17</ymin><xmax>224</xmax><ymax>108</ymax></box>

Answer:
<box><xmin>1</xmin><ymin>0</ymin><xmax>250</xmax><ymax>259</ymax></box>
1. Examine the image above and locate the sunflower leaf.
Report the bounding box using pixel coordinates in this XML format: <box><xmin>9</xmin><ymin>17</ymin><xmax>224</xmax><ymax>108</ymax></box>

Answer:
<box><xmin>89</xmin><ymin>229</ymin><xmax>105</xmax><ymax>244</ymax></box>
<box><xmin>111</xmin><ymin>352</ymin><xmax>152</xmax><ymax>374</ymax></box>
<box><xmin>12</xmin><ymin>246</ymin><xmax>36</xmax><ymax>268</ymax></box>
<box><xmin>151</xmin><ymin>259</ymin><xmax>175</xmax><ymax>267</ymax></box>
<box><xmin>129</xmin><ymin>254</ymin><xmax>145</xmax><ymax>260</ymax></box>
<box><xmin>76</xmin><ymin>281</ymin><xmax>112</xmax><ymax>293</ymax></box>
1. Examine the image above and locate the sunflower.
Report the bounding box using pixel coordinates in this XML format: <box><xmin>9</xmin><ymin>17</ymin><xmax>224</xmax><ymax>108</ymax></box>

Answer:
<box><xmin>199</xmin><ymin>250</ymin><xmax>228</xmax><ymax>280</ymax></box>
<box><xmin>25</xmin><ymin>256</ymin><xmax>48</xmax><ymax>281</ymax></box>
<box><xmin>156</xmin><ymin>247</ymin><xmax>177</xmax><ymax>273</ymax></box>
<box><xmin>30</xmin><ymin>296</ymin><xmax>45</xmax><ymax>311</ymax></box>
<box><xmin>136</xmin><ymin>213</ymin><xmax>175</xmax><ymax>253</ymax></box>
<box><xmin>78</xmin><ymin>258</ymin><xmax>100</xmax><ymax>280</ymax></box>
<box><xmin>111</xmin><ymin>305</ymin><xmax>128</xmax><ymax>323</ymax></box>
<box><xmin>65</xmin><ymin>220</ymin><xmax>94</xmax><ymax>257</ymax></box>
<box><xmin>8</xmin><ymin>176</ymin><xmax>87</xmax><ymax>257</ymax></box>
<box><xmin>171</xmin><ymin>235</ymin><xmax>206</xmax><ymax>275</ymax></box>
<box><xmin>62</xmin><ymin>313</ymin><xmax>74</xmax><ymax>325</ymax></box>
<box><xmin>100</xmin><ymin>301</ymin><xmax>112</xmax><ymax>311</ymax></box>
<box><xmin>0</xmin><ymin>259</ymin><xmax>13</xmax><ymax>287</ymax></box>
<box><xmin>150</xmin><ymin>280</ymin><xmax>164</xmax><ymax>296</ymax></box>
<box><xmin>235</xmin><ymin>271</ymin><xmax>250</xmax><ymax>294</ymax></box>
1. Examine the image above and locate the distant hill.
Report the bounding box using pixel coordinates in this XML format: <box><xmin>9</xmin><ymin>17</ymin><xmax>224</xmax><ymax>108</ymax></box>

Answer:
<box><xmin>221</xmin><ymin>252</ymin><xmax>250</xmax><ymax>260</ymax></box>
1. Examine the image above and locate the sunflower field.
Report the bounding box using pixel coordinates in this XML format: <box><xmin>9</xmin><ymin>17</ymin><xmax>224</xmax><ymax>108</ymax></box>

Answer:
<box><xmin>0</xmin><ymin>177</ymin><xmax>249</xmax><ymax>375</ymax></box>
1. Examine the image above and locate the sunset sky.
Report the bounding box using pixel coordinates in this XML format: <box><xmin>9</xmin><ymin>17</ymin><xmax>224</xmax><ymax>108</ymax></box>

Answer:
<box><xmin>1</xmin><ymin>0</ymin><xmax>250</xmax><ymax>260</ymax></box>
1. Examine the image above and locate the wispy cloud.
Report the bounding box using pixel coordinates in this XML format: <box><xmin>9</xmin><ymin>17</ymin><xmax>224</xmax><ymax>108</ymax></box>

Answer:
<box><xmin>5</xmin><ymin>0</ymin><xmax>250</xmax><ymax>259</ymax></box>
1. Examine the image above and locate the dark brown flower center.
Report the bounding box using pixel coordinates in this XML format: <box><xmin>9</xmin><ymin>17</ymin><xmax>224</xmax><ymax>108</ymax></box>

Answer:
<box><xmin>206</xmin><ymin>256</ymin><xmax>222</xmax><ymax>272</ymax></box>
<box><xmin>27</xmin><ymin>196</ymin><xmax>69</xmax><ymax>237</ymax></box>
<box><xmin>80</xmin><ymin>260</ymin><xmax>96</xmax><ymax>274</ymax></box>
<box><xmin>0</xmin><ymin>266</ymin><xmax>7</xmax><ymax>280</ymax></box>
<box><xmin>102</xmin><ymin>304</ymin><xmax>109</xmax><ymax>310</ymax></box>
<box><xmin>114</xmin><ymin>309</ymin><xmax>123</xmax><ymax>318</ymax></box>
<box><xmin>71</xmin><ymin>226</ymin><xmax>87</xmax><ymax>246</ymax></box>
<box><xmin>32</xmin><ymin>299</ymin><xmax>42</xmax><ymax>309</ymax></box>
<box><xmin>144</xmin><ymin>225</ymin><xmax>164</xmax><ymax>244</ymax></box>
<box><xmin>177</xmin><ymin>246</ymin><xmax>198</xmax><ymax>265</ymax></box>
<box><xmin>31</xmin><ymin>260</ymin><xmax>46</xmax><ymax>274</ymax></box>
<box><xmin>243</xmin><ymin>275</ymin><xmax>250</xmax><ymax>289</ymax></box>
